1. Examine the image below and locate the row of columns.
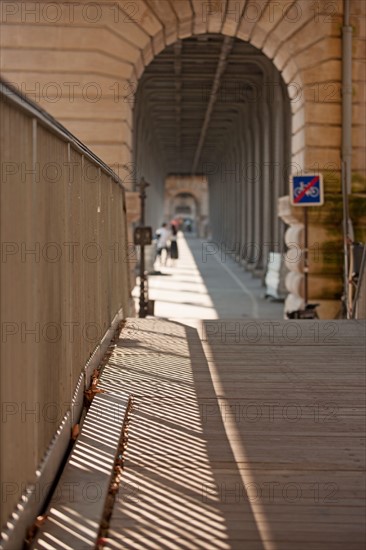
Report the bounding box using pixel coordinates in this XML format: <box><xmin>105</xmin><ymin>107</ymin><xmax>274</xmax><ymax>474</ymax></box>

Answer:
<box><xmin>208</xmin><ymin>63</ymin><xmax>291</xmax><ymax>277</ymax></box>
<box><xmin>133</xmin><ymin>48</ymin><xmax>292</xmax><ymax>281</ymax></box>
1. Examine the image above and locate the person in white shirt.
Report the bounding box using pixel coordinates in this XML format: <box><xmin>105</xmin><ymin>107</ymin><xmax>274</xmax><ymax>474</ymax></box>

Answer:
<box><xmin>155</xmin><ymin>223</ymin><xmax>171</xmax><ymax>265</ymax></box>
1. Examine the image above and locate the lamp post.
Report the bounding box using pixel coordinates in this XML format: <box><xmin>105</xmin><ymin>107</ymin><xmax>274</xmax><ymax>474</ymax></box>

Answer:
<box><xmin>137</xmin><ymin>178</ymin><xmax>149</xmax><ymax>318</ymax></box>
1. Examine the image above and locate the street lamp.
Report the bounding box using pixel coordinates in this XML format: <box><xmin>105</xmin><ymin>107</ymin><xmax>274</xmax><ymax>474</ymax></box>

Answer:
<box><xmin>135</xmin><ymin>178</ymin><xmax>153</xmax><ymax>318</ymax></box>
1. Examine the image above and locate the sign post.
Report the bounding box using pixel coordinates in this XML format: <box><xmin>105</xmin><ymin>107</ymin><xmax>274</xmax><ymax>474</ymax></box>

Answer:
<box><xmin>136</xmin><ymin>178</ymin><xmax>151</xmax><ymax>318</ymax></box>
<box><xmin>290</xmin><ymin>174</ymin><xmax>324</xmax><ymax>307</ymax></box>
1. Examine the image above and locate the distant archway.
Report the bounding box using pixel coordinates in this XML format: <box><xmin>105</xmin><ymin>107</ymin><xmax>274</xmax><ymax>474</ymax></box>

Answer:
<box><xmin>134</xmin><ymin>34</ymin><xmax>291</xmax><ymax>270</ymax></box>
<box><xmin>163</xmin><ymin>175</ymin><xmax>209</xmax><ymax>238</ymax></box>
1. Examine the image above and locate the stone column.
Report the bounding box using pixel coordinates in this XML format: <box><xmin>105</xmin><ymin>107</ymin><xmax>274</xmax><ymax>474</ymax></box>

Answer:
<box><xmin>239</xmin><ymin>114</ymin><xmax>247</xmax><ymax>265</ymax></box>
<box><xmin>252</xmin><ymin>100</ymin><xmax>263</xmax><ymax>274</ymax></box>
<box><xmin>278</xmin><ymin>194</ymin><xmax>347</xmax><ymax>319</ymax></box>
<box><xmin>259</xmin><ymin>93</ymin><xmax>271</xmax><ymax>276</ymax></box>
<box><xmin>278</xmin><ymin>196</ymin><xmax>305</xmax><ymax>313</ymax></box>
<box><xmin>245</xmin><ymin>111</ymin><xmax>256</xmax><ymax>267</ymax></box>
<box><xmin>271</xmin><ymin>69</ymin><xmax>285</xmax><ymax>251</ymax></box>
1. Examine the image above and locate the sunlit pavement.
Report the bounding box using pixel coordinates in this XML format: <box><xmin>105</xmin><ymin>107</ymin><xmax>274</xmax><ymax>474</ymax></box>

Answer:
<box><xmin>117</xmin><ymin>235</ymin><xmax>365</xmax><ymax>550</ymax></box>
<box><xmin>133</xmin><ymin>233</ymin><xmax>284</xmax><ymax>326</ymax></box>
<box><xmin>104</xmin><ymin>318</ymin><xmax>366</xmax><ymax>550</ymax></box>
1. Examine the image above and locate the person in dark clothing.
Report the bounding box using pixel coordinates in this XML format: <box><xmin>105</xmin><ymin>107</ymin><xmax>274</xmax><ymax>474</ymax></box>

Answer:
<box><xmin>169</xmin><ymin>223</ymin><xmax>179</xmax><ymax>263</ymax></box>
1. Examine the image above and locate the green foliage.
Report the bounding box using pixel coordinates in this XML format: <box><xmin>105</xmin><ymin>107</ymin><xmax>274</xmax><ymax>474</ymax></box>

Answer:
<box><xmin>351</xmin><ymin>173</ymin><xmax>366</xmax><ymax>194</ymax></box>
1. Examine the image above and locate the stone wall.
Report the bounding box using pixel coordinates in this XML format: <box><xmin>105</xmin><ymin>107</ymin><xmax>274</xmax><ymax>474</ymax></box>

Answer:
<box><xmin>2</xmin><ymin>1</ymin><xmax>364</xmax><ymax>184</ymax></box>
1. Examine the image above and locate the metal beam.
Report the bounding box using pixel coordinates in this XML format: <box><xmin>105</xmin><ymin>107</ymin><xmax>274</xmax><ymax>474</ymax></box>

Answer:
<box><xmin>174</xmin><ymin>40</ymin><xmax>182</xmax><ymax>170</ymax></box>
<box><xmin>134</xmin><ymin>34</ymin><xmax>282</xmax><ymax>182</ymax></box>
<box><xmin>191</xmin><ymin>36</ymin><xmax>234</xmax><ymax>174</ymax></box>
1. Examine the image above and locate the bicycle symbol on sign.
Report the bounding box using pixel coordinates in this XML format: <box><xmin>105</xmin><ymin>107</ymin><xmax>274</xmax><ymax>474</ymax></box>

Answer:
<box><xmin>294</xmin><ymin>181</ymin><xmax>320</xmax><ymax>198</ymax></box>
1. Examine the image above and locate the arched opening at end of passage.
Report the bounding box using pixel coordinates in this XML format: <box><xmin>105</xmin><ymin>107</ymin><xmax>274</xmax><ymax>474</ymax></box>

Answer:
<box><xmin>171</xmin><ymin>192</ymin><xmax>199</xmax><ymax>234</ymax></box>
<box><xmin>133</xmin><ymin>33</ymin><xmax>292</xmax><ymax>270</ymax></box>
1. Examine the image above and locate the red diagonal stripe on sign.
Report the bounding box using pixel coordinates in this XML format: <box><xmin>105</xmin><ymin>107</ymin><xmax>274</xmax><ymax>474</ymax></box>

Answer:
<box><xmin>294</xmin><ymin>176</ymin><xmax>319</xmax><ymax>203</ymax></box>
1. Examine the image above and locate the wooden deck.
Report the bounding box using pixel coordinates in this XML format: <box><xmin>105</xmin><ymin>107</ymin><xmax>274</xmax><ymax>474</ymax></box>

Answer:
<box><xmin>104</xmin><ymin>318</ymin><xmax>365</xmax><ymax>550</ymax></box>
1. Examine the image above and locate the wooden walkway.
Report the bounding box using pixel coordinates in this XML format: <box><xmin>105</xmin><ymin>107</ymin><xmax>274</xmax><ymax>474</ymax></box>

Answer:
<box><xmin>104</xmin><ymin>318</ymin><xmax>365</xmax><ymax>550</ymax></box>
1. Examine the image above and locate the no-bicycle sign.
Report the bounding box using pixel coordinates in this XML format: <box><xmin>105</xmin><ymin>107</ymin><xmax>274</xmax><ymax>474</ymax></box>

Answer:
<box><xmin>290</xmin><ymin>175</ymin><xmax>324</xmax><ymax>206</ymax></box>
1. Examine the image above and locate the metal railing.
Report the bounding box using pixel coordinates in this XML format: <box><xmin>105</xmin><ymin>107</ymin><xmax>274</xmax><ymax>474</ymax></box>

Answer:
<box><xmin>0</xmin><ymin>79</ymin><xmax>130</xmax><ymax>530</ymax></box>
<box><xmin>352</xmin><ymin>245</ymin><xmax>366</xmax><ymax>319</ymax></box>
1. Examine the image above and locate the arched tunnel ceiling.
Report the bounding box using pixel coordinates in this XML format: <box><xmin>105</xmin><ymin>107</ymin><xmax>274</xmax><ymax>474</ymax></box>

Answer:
<box><xmin>134</xmin><ymin>34</ymin><xmax>285</xmax><ymax>176</ymax></box>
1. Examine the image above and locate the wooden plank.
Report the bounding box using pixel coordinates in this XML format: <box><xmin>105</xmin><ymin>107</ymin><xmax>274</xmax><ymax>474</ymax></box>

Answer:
<box><xmin>104</xmin><ymin>319</ymin><xmax>365</xmax><ymax>549</ymax></box>
<box><xmin>31</xmin><ymin>363</ymin><xmax>130</xmax><ymax>550</ymax></box>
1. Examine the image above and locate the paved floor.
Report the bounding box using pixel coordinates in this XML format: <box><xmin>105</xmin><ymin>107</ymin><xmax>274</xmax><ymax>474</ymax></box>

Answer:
<box><xmin>102</xmin><ymin>238</ymin><xmax>366</xmax><ymax>550</ymax></box>
<box><xmin>105</xmin><ymin>235</ymin><xmax>365</xmax><ymax>549</ymax></box>
<box><xmin>133</xmin><ymin>233</ymin><xmax>284</xmax><ymax>326</ymax></box>
<box><xmin>104</xmin><ymin>318</ymin><xmax>365</xmax><ymax>550</ymax></box>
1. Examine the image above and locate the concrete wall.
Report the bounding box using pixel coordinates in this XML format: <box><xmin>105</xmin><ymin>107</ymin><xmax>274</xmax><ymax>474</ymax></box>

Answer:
<box><xmin>0</xmin><ymin>84</ymin><xmax>130</xmax><ymax>527</ymax></box>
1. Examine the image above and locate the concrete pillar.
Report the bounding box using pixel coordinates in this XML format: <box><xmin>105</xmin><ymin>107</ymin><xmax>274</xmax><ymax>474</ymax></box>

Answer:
<box><xmin>233</xmin><ymin>147</ymin><xmax>241</xmax><ymax>258</ymax></box>
<box><xmin>239</xmin><ymin>115</ymin><xmax>247</xmax><ymax>264</ymax></box>
<box><xmin>271</xmin><ymin>68</ymin><xmax>286</xmax><ymax>252</ymax></box>
<box><xmin>251</xmin><ymin>102</ymin><xmax>262</xmax><ymax>271</ymax></box>
<box><xmin>246</xmin><ymin>112</ymin><xmax>256</xmax><ymax>266</ymax></box>
<box><xmin>259</xmin><ymin>94</ymin><xmax>271</xmax><ymax>276</ymax></box>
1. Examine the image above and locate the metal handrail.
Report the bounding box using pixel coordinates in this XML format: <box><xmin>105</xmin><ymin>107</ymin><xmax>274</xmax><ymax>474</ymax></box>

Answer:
<box><xmin>351</xmin><ymin>245</ymin><xmax>366</xmax><ymax>319</ymax></box>
<box><xmin>0</xmin><ymin>78</ymin><xmax>125</xmax><ymax>189</ymax></box>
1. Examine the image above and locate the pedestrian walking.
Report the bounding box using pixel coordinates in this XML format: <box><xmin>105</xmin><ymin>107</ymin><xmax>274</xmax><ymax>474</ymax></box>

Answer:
<box><xmin>155</xmin><ymin>222</ymin><xmax>171</xmax><ymax>266</ymax></box>
<box><xmin>169</xmin><ymin>223</ymin><xmax>179</xmax><ymax>265</ymax></box>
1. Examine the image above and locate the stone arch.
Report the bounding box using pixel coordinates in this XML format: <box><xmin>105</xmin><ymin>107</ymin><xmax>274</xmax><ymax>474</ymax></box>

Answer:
<box><xmin>125</xmin><ymin>0</ymin><xmax>340</xmax><ymax>177</ymax></box>
<box><xmin>123</xmin><ymin>0</ymin><xmax>343</xmax><ymax>198</ymax></box>
<box><xmin>133</xmin><ymin>33</ymin><xmax>292</xmax><ymax>271</ymax></box>
<box><xmin>130</xmin><ymin>2</ymin><xmax>308</xmax><ymax>176</ymax></box>
<box><xmin>170</xmin><ymin>192</ymin><xmax>199</xmax><ymax>230</ymax></box>
<box><xmin>163</xmin><ymin>176</ymin><xmax>209</xmax><ymax>237</ymax></box>
<box><xmin>1</xmin><ymin>0</ymin><xmax>350</xmax><ymax>181</ymax></box>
